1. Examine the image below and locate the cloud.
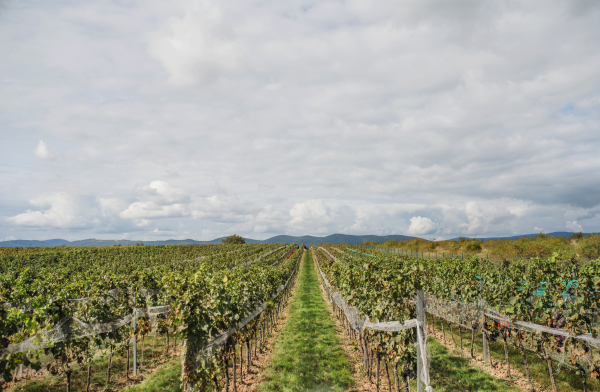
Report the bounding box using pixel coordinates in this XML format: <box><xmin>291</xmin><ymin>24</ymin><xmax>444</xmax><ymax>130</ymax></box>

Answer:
<box><xmin>406</xmin><ymin>216</ymin><xmax>439</xmax><ymax>235</ymax></box>
<box><xmin>7</xmin><ymin>193</ymin><xmax>90</xmax><ymax>229</ymax></box>
<box><xmin>463</xmin><ymin>202</ymin><xmax>486</xmax><ymax>234</ymax></box>
<box><xmin>566</xmin><ymin>220</ymin><xmax>583</xmax><ymax>232</ymax></box>
<box><xmin>289</xmin><ymin>200</ymin><xmax>355</xmax><ymax>234</ymax></box>
<box><xmin>148</xmin><ymin>0</ymin><xmax>239</xmax><ymax>84</ymax></box>
<box><xmin>99</xmin><ymin>197</ymin><xmax>126</xmax><ymax>217</ymax></box>
<box><xmin>165</xmin><ymin>170</ymin><xmax>180</xmax><ymax>178</ymax></box>
<box><xmin>32</xmin><ymin>140</ymin><xmax>55</xmax><ymax>160</ymax></box>
<box><xmin>1</xmin><ymin>236</ymin><xmax>17</xmax><ymax>241</ymax></box>
<box><xmin>1</xmin><ymin>0</ymin><xmax>600</xmax><ymax>241</ymax></box>
<box><xmin>119</xmin><ymin>181</ymin><xmax>191</xmax><ymax>220</ymax></box>
<box><xmin>193</xmin><ymin>195</ymin><xmax>259</xmax><ymax>223</ymax></box>
<box><xmin>150</xmin><ymin>228</ymin><xmax>177</xmax><ymax>236</ymax></box>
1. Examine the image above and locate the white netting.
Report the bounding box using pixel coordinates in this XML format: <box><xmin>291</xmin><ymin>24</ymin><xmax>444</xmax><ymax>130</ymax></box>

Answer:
<box><xmin>0</xmin><ymin>305</ymin><xmax>170</xmax><ymax>355</ymax></box>
<box><xmin>331</xmin><ymin>247</ymin><xmax>346</xmax><ymax>255</ymax></box>
<box><xmin>424</xmin><ymin>294</ymin><xmax>482</xmax><ymax>330</ymax></box>
<box><xmin>318</xmin><ymin>246</ymin><xmax>337</xmax><ymax>262</ymax></box>
<box><xmin>239</xmin><ymin>245</ymin><xmax>287</xmax><ymax>267</ymax></box>
<box><xmin>270</xmin><ymin>245</ymin><xmax>299</xmax><ymax>267</ymax></box>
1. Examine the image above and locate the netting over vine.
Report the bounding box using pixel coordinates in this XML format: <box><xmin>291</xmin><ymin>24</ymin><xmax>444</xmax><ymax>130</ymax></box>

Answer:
<box><xmin>313</xmin><ymin>247</ymin><xmax>434</xmax><ymax>391</ymax></box>
<box><xmin>0</xmin><ymin>305</ymin><xmax>170</xmax><ymax>355</ymax></box>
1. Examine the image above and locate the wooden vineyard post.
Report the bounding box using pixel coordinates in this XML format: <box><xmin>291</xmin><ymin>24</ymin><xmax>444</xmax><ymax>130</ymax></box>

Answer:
<box><xmin>481</xmin><ymin>299</ymin><xmax>488</xmax><ymax>363</ymax></box>
<box><xmin>416</xmin><ymin>289</ymin><xmax>427</xmax><ymax>392</ymax></box>
<box><xmin>133</xmin><ymin>291</ymin><xmax>138</xmax><ymax>376</ymax></box>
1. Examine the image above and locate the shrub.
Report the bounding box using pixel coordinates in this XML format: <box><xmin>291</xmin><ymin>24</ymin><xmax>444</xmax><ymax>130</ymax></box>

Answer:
<box><xmin>464</xmin><ymin>241</ymin><xmax>482</xmax><ymax>252</ymax></box>
<box><xmin>222</xmin><ymin>234</ymin><xmax>246</xmax><ymax>244</ymax></box>
<box><xmin>572</xmin><ymin>232</ymin><xmax>584</xmax><ymax>240</ymax></box>
<box><xmin>577</xmin><ymin>233</ymin><xmax>600</xmax><ymax>259</ymax></box>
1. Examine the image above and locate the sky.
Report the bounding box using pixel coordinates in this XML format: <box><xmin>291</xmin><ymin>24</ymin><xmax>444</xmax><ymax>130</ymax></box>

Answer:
<box><xmin>1</xmin><ymin>0</ymin><xmax>599</xmax><ymax>242</ymax></box>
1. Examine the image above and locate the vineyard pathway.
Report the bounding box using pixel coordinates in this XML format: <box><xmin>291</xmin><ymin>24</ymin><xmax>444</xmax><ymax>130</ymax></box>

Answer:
<box><xmin>256</xmin><ymin>250</ymin><xmax>355</xmax><ymax>391</ymax></box>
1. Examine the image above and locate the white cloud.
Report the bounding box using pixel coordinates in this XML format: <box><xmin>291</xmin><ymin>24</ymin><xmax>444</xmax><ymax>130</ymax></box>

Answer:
<box><xmin>120</xmin><ymin>181</ymin><xmax>191</xmax><ymax>219</ymax></box>
<box><xmin>121</xmin><ymin>202</ymin><xmax>188</xmax><ymax>219</ymax></box>
<box><xmin>407</xmin><ymin>216</ymin><xmax>438</xmax><ymax>235</ymax></box>
<box><xmin>148</xmin><ymin>0</ymin><xmax>239</xmax><ymax>85</ymax></box>
<box><xmin>7</xmin><ymin>193</ymin><xmax>87</xmax><ymax>229</ymax></box>
<box><xmin>566</xmin><ymin>220</ymin><xmax>583</xmax><ymax>232</ymax></box>
<box><xmin>150</xmin><ymin>228</ymin><xmax>177</xmax><ymax>236</ymax></box>
<box><xmin>289</xmin><ymin>200</ymin><xmax>355</xmax><ymax>234</ymax></box>
<box><xmin>463</xmin><ymin>202</ymin><xmax>486</xmax><ymax>234</ymax></box>
<box><xmin>1</xmin><ymin>0</ymin><xmax>600</xmax><ymax>241</ymax></box>
<box><xmin>193</xmin><ymin>195</ymin><xmax>259</xmax><ymax>223</ymax></box>
<box><xmin>32</xmin><ymin>140</ymin><xmax>55</xmax><ymax>160</ymax></box>
<box><xmin>135</xmin><ymin>219</ymin><xmax>151</xmax><ymax>227</ymax></box>
<box><xmin>290</xmin><ymin>200</ymin><xmax>330</xmax><ymax>223</ymax></box>
<box><xmin>165</xmin><ymin>170</ymin><xmax>180</xmax><ymax>178</ymax></box>
<box><xmin>1</xmin><ymin>236</ymin><xmax>17</xmax><ymax>241</ymax></box>
<box><xmin>99</xmin><ymin>197</ymin><xmax>126</xmax><ymax>217</ymax></box>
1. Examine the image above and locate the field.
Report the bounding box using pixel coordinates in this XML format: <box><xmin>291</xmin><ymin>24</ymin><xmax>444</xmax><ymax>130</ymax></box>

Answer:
<box><xmin>2</xmin><ymin>242</ymin><xmax>599</xmax><ymax>392</ymax></box>
<box><xmin>362</xmin><ymin>233</ymin><xmax>600</xmax><ymax>260</ymax></box>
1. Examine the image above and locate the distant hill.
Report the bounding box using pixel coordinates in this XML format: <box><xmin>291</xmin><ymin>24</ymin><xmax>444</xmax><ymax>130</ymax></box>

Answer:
<box><xmin>0</xmin><ymin>231</ymin><xmax>590</xmax><ymax>248</ymax></box>
<box><xmin>43</xmin><ymin>239</ymin><xmax>71</xmax><ymax>246</ymax></box>
<box><xmin>451</xmin><ymin>231</ymin><xmax>589</xmax><ymax>241</ymax></box>
<box><xmin>0</xmin><ymin>234</ymin><xmax>416</xmax><ymax>247</ymax></box>
<box><xmin>0</xmin><ymin>239</ymin><xmax>52</xmax><ymax>247</ymax></box>
<box><xmin>0</xmin><ymin>238</ymin><xmax>221</xmax><ymax>247</ymax></box>
<box><xmin>66</xmin><ymin>238</ymin><xmax>223</xmax><ymax>247</ymax></box>
<box><xmin>257</xmin><ymin>234</ymin><xmax>416</xmax><ymax>246</ymax></box>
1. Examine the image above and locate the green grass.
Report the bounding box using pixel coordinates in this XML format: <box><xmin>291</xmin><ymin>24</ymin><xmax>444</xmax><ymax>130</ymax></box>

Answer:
<box><xmin>7</xmin><ymin>335</ymin><xmax>179</xmax><ymax>392</ymax></box>
<box><xmin>430</xmin><ymin>316</ymin><xmax>598</xmax><ymax>391</ymax></box>
<box><xmin>347</xmin><ymin>329</ymin><xmax>522</xmax><ymax>391</ymax></box>
<box><xmin>124</xmin><ymin>356</ymin><xmax>181</xmax><ymax>392</ymax></box>
<box><xmin>413</xmin><ymin>338</ymin><xmax>521</xmax><ymax>392</ymax></box>
<box><xmin>257</xmin><ymin>251</ymin><xmax>355</xmax><ymax>392</ymax></box>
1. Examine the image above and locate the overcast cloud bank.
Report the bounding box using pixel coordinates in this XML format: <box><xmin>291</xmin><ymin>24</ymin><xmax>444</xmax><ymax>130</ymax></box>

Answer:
<box><xmin>1</xmin><ymin>0</ymin><xmax>599</xmax><ymax>241</ymax></box>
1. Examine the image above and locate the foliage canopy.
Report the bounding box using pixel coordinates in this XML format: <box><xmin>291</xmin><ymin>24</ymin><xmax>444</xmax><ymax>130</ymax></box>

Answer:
<box><xmin>222</xmin><ymin>234</ymin><xmax>246</xmax><ymax>244</ymax></box>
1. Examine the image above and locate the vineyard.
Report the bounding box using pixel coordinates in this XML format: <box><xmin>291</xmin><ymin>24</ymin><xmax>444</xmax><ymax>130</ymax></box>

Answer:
<box><xmin>362</xmin><ymin>233</ymin><xmax>600</xmax><ymax>261</ymax></box>
<box><xmin>313</xmin><ymin>243</ymin><xmax>600</xmax><ymax>392</ymax></box>
<box><xmin>2</xmin><ymin>241</ymin><xmax>600</xmax><ymax>392</ymax></box>
<box><xmin>0</xmin><ymin>243</ymin><xmax>302</xmax><ymax>391</ymax></box>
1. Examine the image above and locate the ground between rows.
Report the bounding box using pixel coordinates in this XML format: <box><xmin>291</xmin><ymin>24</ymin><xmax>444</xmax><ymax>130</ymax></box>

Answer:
<box><xmin>257</xmin><ymin>250</ymin><xmax>355</xmax><ymax>391</ymax></box>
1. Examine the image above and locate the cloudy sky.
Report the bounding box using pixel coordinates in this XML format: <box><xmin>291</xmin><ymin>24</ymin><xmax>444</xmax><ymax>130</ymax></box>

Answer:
<box><xmin>1</xmin><ymin>0</ymin><xmax>599</xmax><ymax>241</ymax></box>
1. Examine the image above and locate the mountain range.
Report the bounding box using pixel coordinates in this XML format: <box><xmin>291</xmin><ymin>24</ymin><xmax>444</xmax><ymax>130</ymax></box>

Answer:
<box><xmin>0</xmin><ymin>234</ymin><xmax>415</xmax><ymax>247</ymax></box>
<box><xmin>0</xmin><ymin>231</ymin><xmax>587</xmax><ymax>247</ymax></box>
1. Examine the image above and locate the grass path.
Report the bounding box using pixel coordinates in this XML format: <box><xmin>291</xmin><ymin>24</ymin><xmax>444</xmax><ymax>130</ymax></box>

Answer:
<box><xmin>256</xmin><ymin>250</ymin><xmax>354</xmax><ymax>392</ymax></box>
